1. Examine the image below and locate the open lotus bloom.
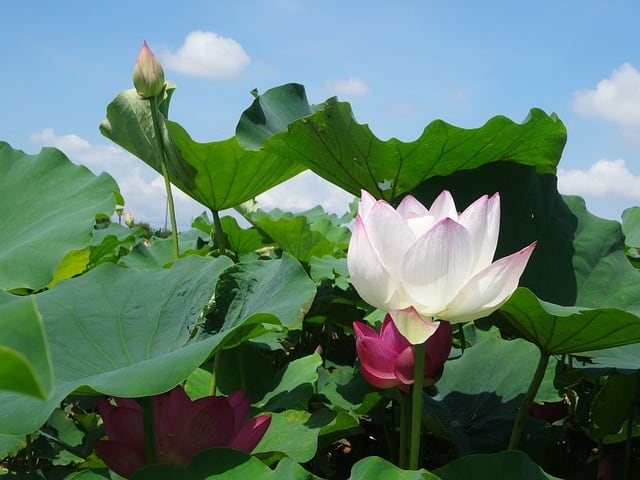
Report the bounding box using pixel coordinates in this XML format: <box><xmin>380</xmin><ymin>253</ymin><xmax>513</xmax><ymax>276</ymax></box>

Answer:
<box><xmin>95</xmin><ymin>386</ymin><xmax>271</xmax><ymax>478</ymax></box>
<box><xmin>347</xmin><ymin>190</ymin><xmax>536</xmax><ymax>344</ymax></box>
<box><xmin>354</xmin><ymin>315</ymin><xmax>452</xmax><ymax>391</ymax></box>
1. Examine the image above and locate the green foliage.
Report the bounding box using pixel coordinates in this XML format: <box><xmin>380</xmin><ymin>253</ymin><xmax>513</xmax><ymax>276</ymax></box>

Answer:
<box><xmin>0</xmin><ymin>142</ymin><xmax>119</xmax><ymax>292</ymax></box>
<box><xmin>4</xmin><ymin>75</ymin><xmax>640</xmax><ymax>479</ymax></box>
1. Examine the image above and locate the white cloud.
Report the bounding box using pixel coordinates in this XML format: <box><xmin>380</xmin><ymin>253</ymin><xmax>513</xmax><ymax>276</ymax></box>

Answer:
<box><xmin>29</xmin><ymin>128</ymin><xmax>205</xmax><ymax>229</ymax></box>
<box><xmin>557</xmin><ymin>158</ymin><xmax>640</xmax><ymax>200</ymax></box>
<box><xmin>327</xmin><ymin>77</ymin><xmax>371</xmax><ymax>96</ymax></box>
<box><xmin>572</xmin><ymin>63</ymin><xmax>640</xmax><ymax>143</ymax></box>
<box><xmin>160</xmin><ymin>31</ymin><xmax>250</xmax><ymax>79</ymax></box>
<box><xmin>256</xmin><ymin>170</ymin><xmax>355</xmax><ymax>214</ymax></box>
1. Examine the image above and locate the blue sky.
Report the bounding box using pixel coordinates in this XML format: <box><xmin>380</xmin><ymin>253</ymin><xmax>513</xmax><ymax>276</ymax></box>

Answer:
<box><xmin>3</xmin><ymin>0</ymin><xmax>640</xmax><ymax>228</ymax></box>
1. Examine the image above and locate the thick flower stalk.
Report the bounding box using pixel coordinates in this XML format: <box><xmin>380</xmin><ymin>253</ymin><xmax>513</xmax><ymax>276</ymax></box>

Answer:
<box><xmin>353</xmin><ymin>315</ymin><xmax>452</xmax><ymax>391</ymax></box>
<box><xmin>95</xmin><ymin>386</ymin><xmax>271</xmax><ymax>478</ymax></box>
<box><xmin>347</xmin><ymin>189</ymin><xmax>536</xmax><ymax>344</ymax></box>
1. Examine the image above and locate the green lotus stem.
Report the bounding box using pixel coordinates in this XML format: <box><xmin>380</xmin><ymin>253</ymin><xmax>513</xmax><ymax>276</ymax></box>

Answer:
<box><xmin>399</xmin><ymin>392</ymin><xmax>411</xmax><ymax>468</ymax></box>
<box><xmin>408</xmin><ymin>341</ymin><xmax>426</xmax><ymax>469</ymax></box>
<box><xmin>149</xmin><ymin>95</ymin><xmax>179</xmax><ymax>259</ymax></box>
<box><xmin>508</xmin><ymin>350</ymin><xmax>550</xmax><ymax>450</ymax></box>
<box><xmin>140</xmin><ymin>396</ymin><xmax>157</xmax><ymax>464</ymax></box>
<box><xmin>624</xmin><ymin>406</ymin><xmax>634</xmax><ymax>480</ymax></box>
<box><xmin>209</xmin><ymin>350</ymin><xmax>222</xmax><ymax>395</ymax></box>
<box><xmin>212</xmin><ymin>209</ymin><xmax>227</xmax><ymax>254</ymax></box>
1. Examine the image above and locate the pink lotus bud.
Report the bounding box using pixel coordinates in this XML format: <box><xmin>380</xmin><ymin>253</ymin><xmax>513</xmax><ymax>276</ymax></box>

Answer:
<box><xmin>353</xmin><ymin>315</ymin><xmax>452</xmax><ymax>391</ymax></box>
<box><xmin>95</xmin><ymin>386</ymin><xmax>270</xmax><ymax>478</ymax></box>
<box><xmin>347</xmin><ymin>189</ymin><xmax>536</xmax><ymax>344</ymax></box>
<box><xmin>133</xmin><ymin>41</ymin><xmax>165</xmax><ymax>99</ymax></box>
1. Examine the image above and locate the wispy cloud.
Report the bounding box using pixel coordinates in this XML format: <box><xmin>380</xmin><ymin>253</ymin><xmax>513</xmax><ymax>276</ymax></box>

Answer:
<box><xmin>160</xmin><ymin>31</ymin><xmax>250</xmax><ymax>79</ymax></box>
<box><xmin>572</xmin><ymin>63</ymin><xmax>640</xmax><ymax>144</ymax></box>
<box><xmin>327</xmin><ymin>76</ymin><xmax>371</xmax><ymax>96</ymax></box>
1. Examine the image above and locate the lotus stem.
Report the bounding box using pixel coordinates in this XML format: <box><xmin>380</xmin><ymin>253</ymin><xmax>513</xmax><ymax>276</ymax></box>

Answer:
<box><xmin>399</xmin><ymin>391</ymin><xmax>411</xmax><ymax>468</ymax></box>
<box><xmin>211</xmin><ymin>209</ymin><xmax>227</xmax><ymax>255</ymax></box>
<box><xmin>508</xmin><ymin>350</ymin><xmax>550</xmax><ymax>450</ymax></box>
<box><xmin>140</xmin><ymin>396</ymin><xmax>157</xmax><ymax>464</ymax></box>
<box><xmin>149</xmin><ymin>95</ymin><xmax>179</xmax><ymax>259</ymax></box>
<box><xmin>408</xmin><ymin>341</ymin><xmax>426</xmax><ymax>469</ymax></box>
<box><xmin>209</xmin><ymin>350</ymin><xmax>222</xmax><ymax>395</ymax></box>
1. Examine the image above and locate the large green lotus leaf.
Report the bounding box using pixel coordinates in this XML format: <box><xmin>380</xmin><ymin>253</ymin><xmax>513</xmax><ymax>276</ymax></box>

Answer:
<box><xmin>349</xmin><ymin>456</ymin><xmax>440</xmax><ymax>480</ymax></box>
<box><xmin>0</xmin><ymin>142</ymin><xmax>119</xmax><ymax>291</ymax></box>
<box><xmin>0</xmin><ymin>292</ymin><xmax>51</xmax><ymax>398</ymax></box>
<box><xmin>566</xmin><ymin>196</ymin><xmax>640</xmax><ymax>315</ymax></box>
<box><xmin>422</xmin><ymin>327</ymin><xmax>558</xmax><ymax>455</ymax></box>
<box><xmin>499</xmin><ymin>288</ymin><xmax>640</xmax><ymax>355</ymax></box>
<box><xmin>0</xmin><ymin>256</ymin><xmax>236</xmax><ymax>435</ymax></box>
<box><xmin>433</xmin><ymin>450</ymin><xmax>562</xmax><ymax>480</ymax></box>
<box><xmin>260</xmin><ymin>99</ymin><xmax>565</xmax><ymax>201</ymax></box>
<box><xmin>132</xmin><ymin>448</ymin><xmax>322</xmax><ymax>480</ymax></box>
<box><xmin>588</xmin><ymin>372</ymin><xmax>640</xmax><ymax>440</ymax></box>
<box><xmin>100</xmin><ymin>84</ymin><xmax>308</xmax><ymax>211</ymax></box>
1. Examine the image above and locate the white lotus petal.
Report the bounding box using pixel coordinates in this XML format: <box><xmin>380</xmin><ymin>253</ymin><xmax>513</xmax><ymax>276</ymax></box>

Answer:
<box><xmin>362</xmin><ymin>200</ymin><xmax>416</xmax><ymax>279</ymax></box>
<box><xmin>440</xmin><ymin>242</ymin><xmax>536</xmax><ymax>323</ymax></box>
<box><xmin>390</xmin><ymin>307</ymin><xmax>440</xmax><ymax>345</ymax></box>
<box><xmin>357</xmin><ymin>189</ymin><xmax>377</xmax><ymax>222</ymax></box>
<box><xmin>458</xmin><ymin>192</ymin><xmax>500</xmax><ymax>276</ymax></box>
<box><xmin>397</xmin><ymin>194</ymin><xmax>429</xmax><ymax>220</ymax></box>
<box><xmin>402</xmin><ymin>218</ymin><xmax>473</xmax><ymax>314</ymax></box>
<box><xmin>428</xmin><ymin>190</ymin><xmax>458</xmax><ymax>221</ymax></box>
<box><xmin>347</xmin><ymin>216</ymin><xmax>396</xmax><ymax>308</ymax></box>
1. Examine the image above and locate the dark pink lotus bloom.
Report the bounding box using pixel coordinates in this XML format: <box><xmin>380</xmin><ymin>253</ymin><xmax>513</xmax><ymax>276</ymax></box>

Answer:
<box><xmin>353</xmin><ymin>315</ymin><xmax>452</xmax><ymax>391</ymax></box>
<box><xmin>95</xmin><ymin>386</ymin><xmax>271</xmax><ymax>478</ymax></box>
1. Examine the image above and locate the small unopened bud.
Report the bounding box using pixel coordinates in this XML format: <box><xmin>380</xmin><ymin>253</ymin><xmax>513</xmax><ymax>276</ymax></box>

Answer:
<box><xmin>133</xmin><ymin>41</ymin><xmax>165</xmax><ymax>98</ymax></box>
<box><xmin>124</xmin><ymin>212</ymin><xmax>134</xmax><ymax>227</ymax></box>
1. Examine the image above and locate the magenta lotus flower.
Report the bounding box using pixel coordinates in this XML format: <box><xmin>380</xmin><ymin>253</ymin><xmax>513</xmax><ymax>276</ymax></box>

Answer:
<box><xmin>95</xmin><ymin>386</ymin><xmax>271</xmax><ymax>478</ymax></box>
<box><xmin>354</xmin><ymin>315</ymin><xmax>452</xmax><ymax>391</ymax></box>
<box><xmin>133</xmin><ymin>41</ymin><xmax>165</xmax><ymax>98</ymax></box>
<box><xmin>348</xmin><ymin>190</ymin><xmax>536</xmax><ymax>344</ymax></box>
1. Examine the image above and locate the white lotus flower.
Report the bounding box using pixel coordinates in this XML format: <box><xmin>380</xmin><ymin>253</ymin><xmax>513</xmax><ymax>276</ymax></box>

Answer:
<box><xmin>347</xmin><ymin>190</ymin><xmax>536</xmax><ymax>344</ymax></box>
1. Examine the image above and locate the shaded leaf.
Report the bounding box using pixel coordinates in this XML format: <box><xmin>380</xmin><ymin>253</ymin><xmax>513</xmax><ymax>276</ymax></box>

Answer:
<box><xmin>423</xmin><ymin>327</ymin><xmax>558</xmax><ymax>455</ymax></box>
<box><xmin>349</xmin><ymin>456</ymin><xmax>440</xmax><ymax>480</ymax></box>
<box><xmin>433</xmin><ymin>450</ymin><xmax>562</xmax><ymax>480</ymax></box>
<box><xmin>132</xmin><ymin>448</ymin><xmax>321</xmax><ymax>480</ymax></box>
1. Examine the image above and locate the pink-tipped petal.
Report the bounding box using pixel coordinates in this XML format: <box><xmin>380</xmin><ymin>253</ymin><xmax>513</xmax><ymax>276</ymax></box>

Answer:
<box><xmin>228</xmin><ymin>414</ymin><xmax>272</xmax><ymax>453</ymax></box>
<box><xmin>226</xmin><ymin>390</ymin><xmax>252</xmax><ymax>437</ymax></box>
<box><xmin>441</xmin><ymin>242</ymin><xmax>537</xmax><ymax>323</ymax></box>
<box><xmin>394</xmin><ymin>346</ymin><xmax>416</xmax><ymax>386</ymax></box>
<box><xmin>402</xmin><ymin>219</ymin><xmax>473</xmax><ymax>313</ymax></box>
<box><xmin>356</xmin><ymin>335</ymin><xmax>405</xmax><ymax>388</ymax></box>
<box><xmin>423</xmin><ymin>321</ymin><xmax>453</xmax><ymax>378</ymax></box>
<box><xmin>357</xmin><ymin>190</ymin><xmax>378</xmax><ymax>222</ymax></box>
<box><xmin>428</xmin><ymin>190</ymin><xmax>458</xmax><ymax>221</ymax></box>
<box><xmin>396</xmin><ymin>194</ymin><xmax>430</xmax><ymax>220</ymax></box>
<box><xmin>379</xmin><ymin>315</ymin><xmax>411</xmax><ymax>354</ymax></box>
<box><xmin>458</xmin><ymin>193</ymin><xmax>501</xmax><ymax>276</ymax></box>
<box><xmin>353</xmin><ymin>320</ymin><xmax>380</xmax><ymax>340</ymax></box>
<box><xmin>389</xmin><ymin>307</ymin><xmax>440</xmax><ymax>345</ymax></box>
